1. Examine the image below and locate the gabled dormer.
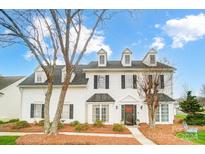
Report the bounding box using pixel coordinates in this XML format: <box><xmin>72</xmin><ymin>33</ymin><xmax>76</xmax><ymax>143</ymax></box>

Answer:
<box><xmin>121</xmin><ymin>48</ymin><xmax>132</xmax><ymax>67</ymax></box>
<box><xmin>34</xmin><ymin>66</ymin><xmax>46</xmax><ymax>83</ymax></box>
<box><xmin>97</xmin><ymin>49</ymin><xmax>107</xmax><ymax>67</ymax></box>
<box><xmin>142</xmin><ymin>48</ymin><xmax>157</xmax><ymax>66</ymax></box>
<box><xmin>61</xmin><ymin>66</ymin><xmax>75</xmax><ymax>83</ymax></box>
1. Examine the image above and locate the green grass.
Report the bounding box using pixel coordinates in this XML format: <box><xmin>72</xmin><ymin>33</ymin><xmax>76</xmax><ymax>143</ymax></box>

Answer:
<box><xmin>0</xmin><ymin>136</ymin><xmax>19</xmax><ymax>145</ymax></box>
<box><xmin>175</xmin><ymin>114</ymin><xmax>187</xmax><ymax>119</ymax></box>
<box><xmin>176</xmin><ymin>131</ymin><xmax>205</xmax><ymax>144</ymax></box>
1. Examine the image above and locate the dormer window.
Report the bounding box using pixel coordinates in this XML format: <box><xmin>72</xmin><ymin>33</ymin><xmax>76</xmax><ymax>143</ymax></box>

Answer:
<box><xmin>150</xmin><ymin>55</ymin><xmax>155</xmax><ymax>64</ymax></box>
<box><xmin>97</xmin><ymin>49</ymin><xmax>107</xmax><ymax>67</ymax></box>
<box><xmin>125</xmin><ymin>55</ymin><xmax>130</xmax><ymax>64</ymax></box>
<box><xmin>100</xmin><ymin>55</ymin><xmax>105</xmax><ymax>65</ymax></box>
<box><xmin>35</xmin><ymin>72</ymin><xmax>44</xmax><ymax>83</ymax></box>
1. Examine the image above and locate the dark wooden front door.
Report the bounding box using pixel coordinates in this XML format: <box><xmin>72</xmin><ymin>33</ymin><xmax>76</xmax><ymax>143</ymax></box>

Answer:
<box><xmin>125</xmin><ymin>105</ymin><xmax>136</xmax><ymax>125</ymax></box>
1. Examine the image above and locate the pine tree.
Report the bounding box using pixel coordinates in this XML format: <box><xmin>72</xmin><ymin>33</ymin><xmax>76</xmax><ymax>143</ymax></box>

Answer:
<box><xmin>180</xmin><ymin>91</ymin><xmax>204</xmax><ymax>114</ymax></box>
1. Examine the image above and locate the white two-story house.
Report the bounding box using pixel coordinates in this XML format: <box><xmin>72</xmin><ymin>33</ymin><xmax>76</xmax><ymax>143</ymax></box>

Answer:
<box><xmin>19</xmin><ymin>48</ymin><xmax>176</xmax><ymax>125</ymax></box>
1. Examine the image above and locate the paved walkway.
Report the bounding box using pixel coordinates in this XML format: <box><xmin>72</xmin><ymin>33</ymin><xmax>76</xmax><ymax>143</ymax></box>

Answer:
<box><xmin>0</xmin><ymin>132</ymin><xmax>133</xmax><ymax>138</ymax></box>
<box><xmin>126</xmin><ymin>126</ymin><xmax>156</xmax><ymax>145</ymax></box>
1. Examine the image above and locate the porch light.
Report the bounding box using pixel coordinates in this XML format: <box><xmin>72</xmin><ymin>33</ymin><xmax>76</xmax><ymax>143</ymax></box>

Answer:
<box><xmin>116</xmin><ymin>105</ymin><xmax>118</xmax><ymax>110</ymax></box>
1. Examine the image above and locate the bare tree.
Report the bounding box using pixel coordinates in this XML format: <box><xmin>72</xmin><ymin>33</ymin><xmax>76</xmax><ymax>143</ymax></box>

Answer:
<box><xmin>0</xmin><ymin>9</ymin><xmax>114</xmax><ymax>135</ymax></box>
<box><xmin>48</xmin><ymin>9</ymin><xmax>107</xmax><ymax>135</ymax></box>
<box><xmin>137</xmin><ymin>67</ymin><xmax>173</xmax><ymax>128</ymax></box>
<box><xmin>0</xmin><ymin>10</ymin><xmax>64</xmax><ymax>133</ymax></box>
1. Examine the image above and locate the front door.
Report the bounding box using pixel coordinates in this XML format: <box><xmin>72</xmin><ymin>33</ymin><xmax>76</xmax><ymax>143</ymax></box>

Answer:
<box><xmin>124</xmin><ymin>105</ymin><xmax>136</xmax><ymax>125</ymax></box>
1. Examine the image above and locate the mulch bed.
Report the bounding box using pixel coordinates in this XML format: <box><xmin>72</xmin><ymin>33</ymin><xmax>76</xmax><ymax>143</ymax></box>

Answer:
<box><xmin>0</xmin><ymin>123</ymin><xmax>131</xmax><ymax>134</ymax></box>
<box><xmin>16</xmin><ymin>134</ymin><xmax>140</xmax><ymax>145</ymax></box>
<box><xmin>138</xmin><ymin>123</ymin><xmax>205</xmax><ymax>145</ymax></box>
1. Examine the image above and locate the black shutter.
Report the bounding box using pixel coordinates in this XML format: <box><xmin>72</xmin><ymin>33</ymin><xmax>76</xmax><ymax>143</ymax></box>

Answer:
<box><xmin>133</xmin><ymin>75</ymin><xmax>137</xmax><ymax>89</ymax></box>
<box><xmin>148</xmin><ymin>75</ymin><xmax>152</xmax><ymax>81</ymax></box>
<box><xmin>94</xmin><ymin>75</ymin><xmax>97</xmax><ymax>89</ymax></box>
<box><xmin>41</xmin><ymin>104</ymin><xmax>45</xmax><ymax>118</ymax></box>
<box><xmin>121</xmin><ymin>75</ymin><xmax>125</xmax><ymax>89</ymax></box>
<box><xmin>105</xmin><ymin>75</ymin><xmax>109</xmax><ymax>89</ymax></box>
<box><xmin>69</xmin><ymin>104</ymin><xmax>73</xmax><ymax>119</ymax></box>
<box><xmin>30</xmin><ymin>104</ymin><xmax>34</xmax><ymax>118</ymax></box>
<box><xmin>160</xmin><ymin>75</ymin><xmax>165</xmax><ymax>89</ymax></box>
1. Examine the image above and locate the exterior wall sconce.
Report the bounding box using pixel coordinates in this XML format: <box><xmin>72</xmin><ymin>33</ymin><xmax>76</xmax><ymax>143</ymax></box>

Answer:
<box><xmin>116</xmin><ymin>105</ymin><xmax>118</xmax><ymax>110</ymax></box>
<box><xmin>140</xmin><ymin>105</ymin><xmax>143</xmax><ymax>110</ymax></box>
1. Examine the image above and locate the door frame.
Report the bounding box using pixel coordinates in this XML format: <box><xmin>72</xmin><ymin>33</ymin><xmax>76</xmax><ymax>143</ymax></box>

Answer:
<box><xmin>122</xmin><ymin>104</ymin><xmax>137</xmax><ymax>125</ymax></box>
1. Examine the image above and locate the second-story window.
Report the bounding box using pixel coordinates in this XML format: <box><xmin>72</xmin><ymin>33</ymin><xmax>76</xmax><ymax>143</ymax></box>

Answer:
<box><xmin>94</xmin><ymin>75</ymin><xmax>109</xmax><ymax>89</ymax></box>
<box><xmin>100</xmin><ymin>55</ymin><xmax>105</xmax><ymax>65</ymax></box>
<box><xmin>121</xmin><ymin>75</ymin><xmax>137</xmax><ymax>89</ymax></box>
<box><xmin>125</xmin><ymin>55</ymin><xmax>130</xmax><ymax>64</ymax></box>
<box><xmin>150</xmin><ymin>55</ymin><xmax>155</xmax><ymax>64</ymax></box>
<box><xmin>125</xmin><ymin>75</ymin><xmax>133</xmax><ymax>88</ymax></box>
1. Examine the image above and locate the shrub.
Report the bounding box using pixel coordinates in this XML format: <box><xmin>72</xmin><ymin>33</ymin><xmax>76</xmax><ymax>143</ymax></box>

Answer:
<box><xmin>70</xmin><ymin>120</ymin><xmax>80</xmax><ymax>127</ymax></box>
<box><xmin>13</xmin><ymin>121</ymin><xmax>29</xmax><ymax>129</ymax></box>
<box><xmin>0</xmin><ymin>120</ymin><xmax>4</xmax><ymax>124</ymax></box>
<box><xmin>7</xmin><ymin>119</ymin><xmax>19</xmax><ymax>123</ymax></box>
<box><xmin>112</xmin><ymin>124</ymin><xmax>124</xmax><ymax>132</ymax></box>
<box><xmin>38</xmin><ymin>120</ymin><xmax>44</xmax><ymax>126</ymax></box>
<box><xmin>58</xmin><ymin>122</ymin><xmax>64</xmax><ymax>129</ymax></box>
<box><xmin>93</xmin><ymin>120</ymin><xmax>104</xmax><ymax>128</ymax></box>
<box><xmin>75</xmin><ymin>123</ymin><xmax>89</xmax><ymax>132</ymax></box>
<box><xmin>185</xmin><ymin>114</ymin><xmax>205</xmax><ymax>125</ymax></box>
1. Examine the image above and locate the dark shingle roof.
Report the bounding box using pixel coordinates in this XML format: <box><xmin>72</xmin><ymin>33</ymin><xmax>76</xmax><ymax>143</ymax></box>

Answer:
<box><xmin>0</xmin><ymin>76</ymin><xmax>24</xmax><ymax>90</ymax></box>
<box><xmin>87</xmin><ymin>93</ymin><xmax>115</xmax><ymax>102</ymax></box>
<box><xmin>19</xmin><ymin>65</ymin><xmax>88</xmax><ymax>86</ymax></box>
<box><xmin>86</xmin><ymin>61</ymin><xmax>175</xmax><ymax>70</ymax></box>
<box><xmin>158</xmin><ymin>93</ymin><xmax>175</xmax><ymax>102</ymax></box>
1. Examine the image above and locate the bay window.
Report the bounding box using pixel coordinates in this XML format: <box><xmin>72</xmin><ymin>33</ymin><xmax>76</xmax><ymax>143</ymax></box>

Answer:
<box><xmin>155</xmin><ymin>104</ymin><xmax>169</xmax><ymax>122</ymax></box>
<box><xmin>92</xmin><ymin>104</ymin><xmax>109</xmax><ymax>122</ymax></box>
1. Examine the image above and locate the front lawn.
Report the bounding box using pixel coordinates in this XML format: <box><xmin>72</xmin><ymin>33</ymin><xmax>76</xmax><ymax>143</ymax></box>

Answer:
<box><xmin>175</xmin><ymin>114</ymin><xmax>187</xmax><ymax>120</ymax></box>
<box><xmin>0</xmin><ymin>136</ymin><xmax>19</xmax><ymax>145</ymax></box>
<box><xmin>176</xmin><ymin>131</ymin><xmax>205</xmax><ymax>144</ymax></box>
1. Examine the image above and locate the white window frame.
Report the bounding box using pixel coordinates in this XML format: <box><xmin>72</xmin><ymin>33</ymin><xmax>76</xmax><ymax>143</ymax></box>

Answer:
<box><xmin>155</xmin><ymin>104</ymin><xmax>169</xmax><ymax>123</ymax></box>
<box><xmin>125</xmin><ymin>55</ymin><xmax>130</xmax><ymax>64</ymax></box>
<box><xmin>35</xmin><ymin>72</ymin><xmax>43</xmax><ymax>83</ymax></box>
<box><xmin>150</xmin><ymin>55</ymin><xmax>155</xmax><ymax>64</ymax></box>
<box><xmin>125</xmin><ymin>75</ymin><xmax>133</xmax><ymax>89</ymax></box>
<box><xmin>97</xmin><ymin>75</ymin><xmax>106</xmax><ymax>89</ymax></box>
<box><xmin>61</xmin><ymin>104</ymin><xmax>69</xmax><ymax>119</ymax></box>
<box><xmin>99</xmin><ymin>55</ymin><xmax>105</xmax><ymax>65</ymax></box>
<box><xmin>33</xmin><ymin>104</ymin><xmax>43</xmax><ymax>118</ymax></box>
<box><xmin>92</xmin><ymin>104</ymin><xmax>109</xmax><ymax>122</ymax></box>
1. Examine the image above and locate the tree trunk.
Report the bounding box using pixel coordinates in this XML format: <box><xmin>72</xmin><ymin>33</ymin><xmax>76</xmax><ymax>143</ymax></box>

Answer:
<box><xmin>49</xmin><ymin>71</ymin><xmax>72</xmax><ymax>135</ymax></box>
<box><xmin>44</xmin><ymin>80</ymin><xmax>53</xmax><ymax>134</ymax></box>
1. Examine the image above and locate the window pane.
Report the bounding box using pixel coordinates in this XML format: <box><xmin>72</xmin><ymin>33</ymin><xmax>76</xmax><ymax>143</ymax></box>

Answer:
<box><xmin>125</xmin><ymin>55</ymin><xmax>130</xmax><ymax>64</ymax></box>
<box><xmin>92</xmin><ymin>105</ymin><xmax>100</xmax><ymax>122</ymax></box>
<box><xmin>101</xmin><ymin>105</ymin><xmax>109</xmax><ymax>122</ymax></box>
<box><xmin>100</xmin><ymin>55</ymin><xmax>105</xmax><ymax>64</ymax></box>
<box><xmin>155</xmin><ymin>107</ymin><xmax>160</xmax><ymax>122</ymax></box>
<box><xmin>34</xmin><ymin>104</ymin><xmax>42</xmax><ymax>118</ymax></box>
<box><xmin>125</xmin><ymin>75</ymin><xmax>133</xmax><ymax>88</ymax></box>
<box><xmin>161</xmin><ymin>104</ymin><xmax>169</xmax><ymax>122</ymax></box>
<box><xmin>97</xmin><ymin>75</ymin><xmax>105</xmax><ymax>89</ymax></box>
<box><xmin>61</xmin><ymin>104</ymin><xmax>69</xmax><ymax>119</ymax></box>
<box><xmin>150</xmin><ymin>55</ymin><xmax>155</xmax><ymax>64</ymax></box>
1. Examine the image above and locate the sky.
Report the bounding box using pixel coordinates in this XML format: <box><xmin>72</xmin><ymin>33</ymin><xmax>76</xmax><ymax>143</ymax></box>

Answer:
<box><xmin>0</xmin><ymin>9</ymin><xmax>205</xmax><ymax>98</ymax></box>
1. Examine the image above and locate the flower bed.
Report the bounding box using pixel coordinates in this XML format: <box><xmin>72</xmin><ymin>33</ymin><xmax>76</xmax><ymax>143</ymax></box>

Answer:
<box><xmin>16</xmin><ymin>134</ymin><xmax>140</xmax><ymax>145</ymax></box>
<box><xmin>0</xmin><ymin>123</ymin><xmax>131</xmax><ymax>134</ymax></box>
<box><xmin>138</xmin><ymin>123</ymin><xmax>205</xmax><ymax>145</ymax></box>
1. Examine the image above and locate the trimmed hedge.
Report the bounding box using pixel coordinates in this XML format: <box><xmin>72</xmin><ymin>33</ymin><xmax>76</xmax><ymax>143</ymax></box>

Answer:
<box><xmin>70</xmin><ymin>120</ymin><xmax>80</xmax><ymax>127</ymax></box>
<box><xmin>112</xmin><ymin>124</ymin><xmax>124</xmax><ymax>132</ymax></box>
<box><xmin>93</xmin><ymin>120</ymin><xmax>104</xmax><ymax>128</ymax></box>
<box><xmin>75</xmin><ymin>123</ymin><xmax>89</xmax><ymax>132</ymax></box>
<box><xmin>185</xmin><ymin>114</ymin><xmax>205</xmax><ymax>125</ymax></box>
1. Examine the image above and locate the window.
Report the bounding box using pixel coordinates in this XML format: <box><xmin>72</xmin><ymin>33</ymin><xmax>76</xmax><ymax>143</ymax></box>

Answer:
<box><xmin>36</xmin><ymin>73</ymin><xmax>42</xmax><ymax>83</ymax></box>
<box><xmin>125</xmin><ymin>55</ymin><xmax>130</xmax><ymax>64</ymax></box>
<box><xmin>92</xmin><ymin>104</ymin><xmax>109</xmax><ymax>122</ymax></box>
<box><xmin>30</xmin><ymin>104</ymin><xmax>44</xmax><ymax>118</ymax></box>
<box><xmin>97</xmin><ymin>75</ymin><xmax>105</xmax><ymax>89</ymax></box>
<box><xmin>94</xmin><ymin>75</ymin><xmax>109</xmax><ymax>89</ymax></box>
<box><xmin>61</xmin><ymin>104</ymin><xmax>69</xmax><ymax>119</ymax></box>
<box><xmin>155</xmin><ymin>104</ymin><xmax>169</xmax><ymax>122</ymax></box>
<box><xmin>100</xmin><ymin>55</ymin><xmax>105</xmax><ymax>64</ymax></box>
<box><xmin>150</xmin><ymin>55</ymin><xmax>155</xmax><ymax>64</ymax></box>
<box><xmin>61</xmin><ymin>104</ymin><xmax>74</xmax><ymax>119</ymax></box>
<box><xmin>92</xmin><ymin>105</ymin><xmax>100</xmax><ymax>122</ymax></box>
<box><xmin>101</xmin><ymin>105</ymin><xmax>109</xmax><ymax>122</ymax></box>
<box><xmin>125</xmin><ymin>75</ymin><xmax>133</xmax><ymax>88</ymax></box>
